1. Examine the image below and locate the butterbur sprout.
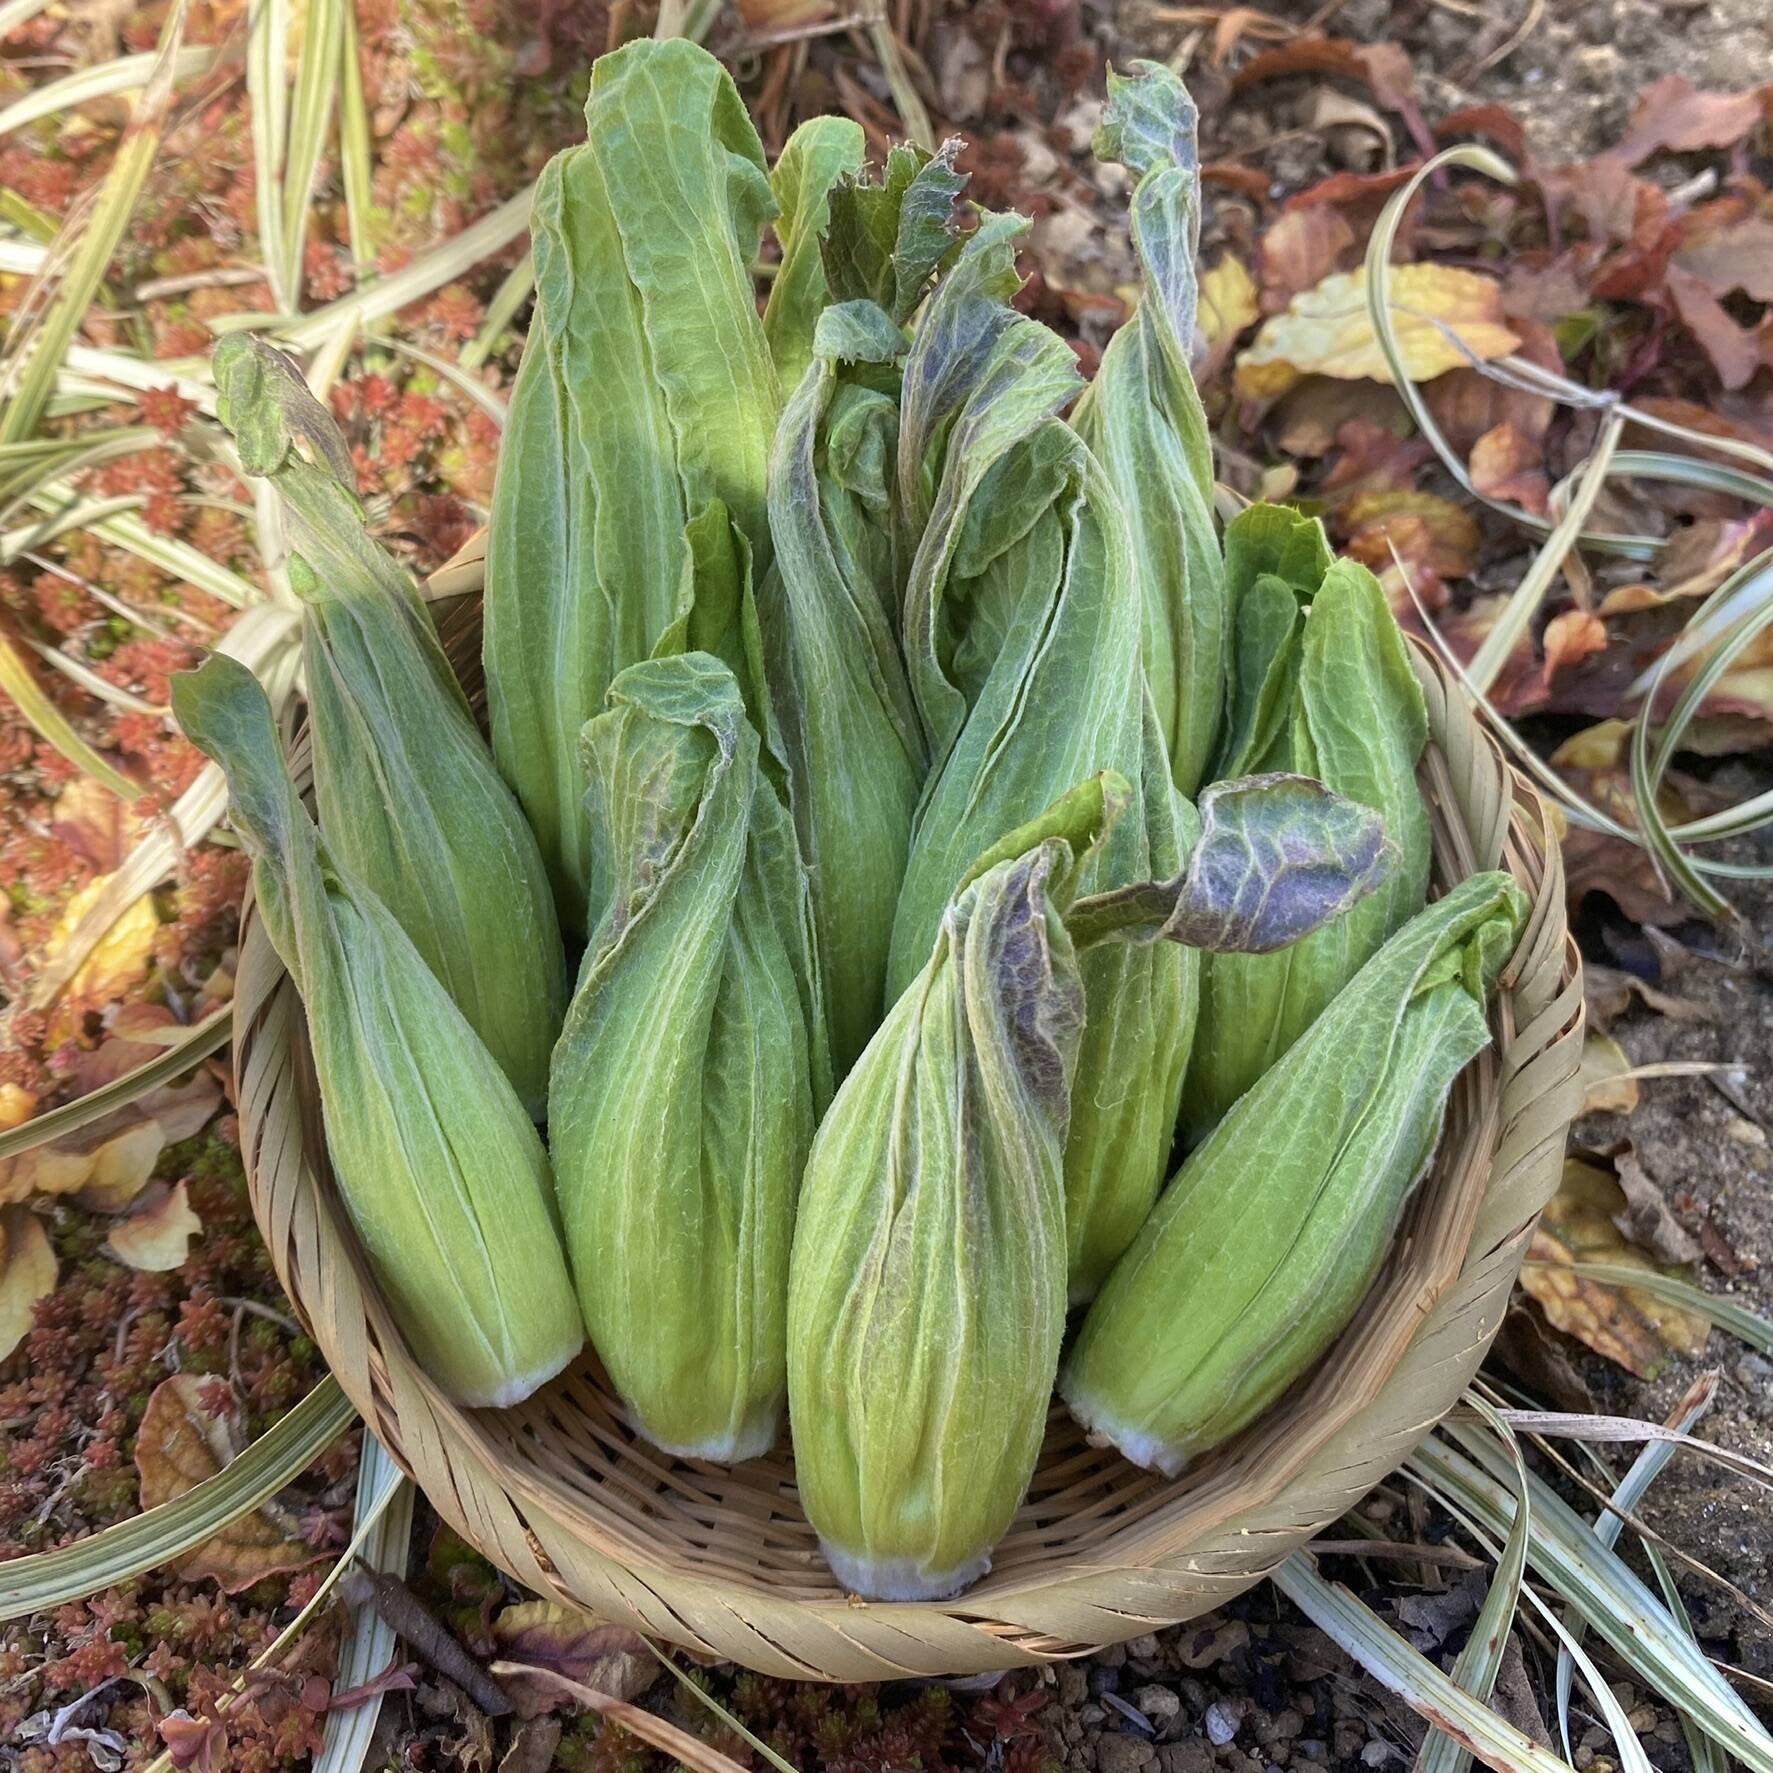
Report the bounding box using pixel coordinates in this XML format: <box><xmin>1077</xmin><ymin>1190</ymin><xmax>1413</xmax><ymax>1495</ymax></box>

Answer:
<box><xmin>172</xmin><ymin>655</ymin><xmax>581</xmax><ymax>1410</ymax></box>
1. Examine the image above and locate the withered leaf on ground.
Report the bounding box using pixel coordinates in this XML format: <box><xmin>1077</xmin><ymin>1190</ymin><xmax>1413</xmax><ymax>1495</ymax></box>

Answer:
<box><xmin>1235</xmin><ymin>264</ymin><xmax>1520</xmax><ymax>402</ymax></box>
<box><xmin>1521</xmin><ymin>1154</ymin><xmax>1712</xmax><ymax>1378</ymax></box>
<box><xmin>1542</xmin><ymin>609</ymin><xmax>1610</xmax><ymax>683</ymax></box>
<box><xmin>105</xmin><ymin>1179</ymin><xmax>202</xmax><ymax>1272</ymax></box>
<box><xmin>488</xmin><ymin>1602</ymin><xmax>653</xmax><ymax>1719</ymax></box>
<box><xmin>0</xmin><ymin>1205</ymin><xmax>57</xmax><ymax>1361</ymax></box>
<box><xmin>1613</xmin><ymin>74</ymin><xmax>1770</xmax><ymax>166</ymax></box>
<box><xmin>135</xmin><ymin>1374</ymin><xmax>325</xmax><ymax>1592</ymax></box>
<box><xmin>1612</xmin><ymin>1144</ymin><xmax>1703</xmax><ymax>1266</ymax></box>
<box><xmin>1471</xmin><ymin>421</ymin><xmax>1550</xmax><ymax>516</ymax></box>
<box><xmin>1578</xmin><ymin>1029</ymin><xmax>1641</xmax><ymax>1115</ymax></box>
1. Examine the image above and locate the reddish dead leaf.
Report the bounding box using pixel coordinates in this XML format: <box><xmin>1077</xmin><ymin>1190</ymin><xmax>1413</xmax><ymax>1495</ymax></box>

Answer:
<box><xmin>1673</xmin><ymin>206</ymin><xmax>1773</xmax><ymax>303</ymax></box>
<box><xmin>1520</xmin><ymin>1155</ymin><xmax>1712</xmax><ymax>1379</ymax></box>
<box><xmin>1666</xmin><ymin>262</ymin><xmax>1763</xmax><ymax>391</ymax></box>
<box><xmin>51</xmin><ymin>776</ymin><xmax>146</xmax><ymax>873</ymax></box>
<box><xmin>490</xmin><ymin>1662</ymin><xmax>747</xmax><ymax>1773</ymax></box>
<box><xmin>0</xmin><ymin>1205</ymin><xmax>57</xmax><ymax>1361</ymax></box>
<box><xmin>1230</xmin><ymin>36</ymin><xmax>1415</xmax><ymax>111</ymax></box>
<box><xmin>325</xmin><ymin>1663</ymin><xmax>419</xmax><ymax>1711</ymax></box>
<box><xmin>490</xmin><ymin>1602</ymin><xmax>653</xmax><ymax>1720</ymax></box>
<box><xmin>1259</xmin><ymin>206</ymin><xmax>1356</xmax><ymax>310</ymax></box>
<box><xmin>1282</xmin><ymin>164</ymin><xmax>1419</xmax><ymax>218</ymax></box>
<box><xmin>1423</xmin><ymin>317</ymin><xmax>1560</xmax><ymax>453</ymax></box>
<box><xmin>1320</xmin><ymin>418</ymin><xmax>1433</xmax><ymax>501</ymax></box>
<box><xmin>106</xmin><ymin>1178</ymin><xmax>201</xmax><ymax>1271</ymax></box>
<box><xmin>1614</xmin><ymin>75</ymin><xmax>1769</xmax><ymax>167</ymax></box>
<box><xmin>735</xmin><ymin>0</ymin><xmax>833</xmax><ymax>29</ymax></box>
<box><xmin>1434</xmin><ymin>104</ymin><xmax>1530</xmax><ymax>163</ymax></box>
<box><xmin>1503</xmin><ymin>252</ymin><xmax>1599</xmax><ymax>328</ymax></box>
<box><xmin>1342</xmin><ymin>488</ymin><xmax>1480</xmax><ymax>581</ymax></box>
<box><xmin>1542</xmin><ymin>609</ymin><xmax>1610</xmax><ymax>683</ymax></box>
<box><xmin>157</xmin><ymin>1710</ymin><xmax>220</xmax><ymax>1772</ymax></box>
<box><xmin>135</xmin><ymin>1375</ymin><xmax>324</xmax><ymax>1592</ymax></box>
<box><xmin>1472</xmin><ymin>421</ymin><xmax>1551</xmax><ymax>515</ymax></box>
<box><xmin>1203</xmin><ymin>162</ymin><xmax>1275</xmax><ymax>199</ymax></box>
<box><xmin>1268</xmin><ymin>377</ymin><xmax>1412</xmax><ymax>457</ymax></box>
<box><xmin>1600</xmin><ymin>513</ymin><xmax>1773</xmax><ymax>614</ymax></box>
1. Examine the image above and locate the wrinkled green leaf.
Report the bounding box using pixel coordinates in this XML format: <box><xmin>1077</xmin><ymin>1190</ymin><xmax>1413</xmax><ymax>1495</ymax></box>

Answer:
<box><xmin>1063</xmin><ymin>871</ymin><xmax>1525</xmax><ymax>1475</ymax></box>
<box><xmin>822</xmin><ymin>140</ymin><xmax>967</xmax><ymax>326</ymax></box>
<box><xmin>759</xmin><ymin>302</ymin><xmax>924</xmax><ymax>1077</ymax></box>
<box><xmin>891</xmin><ymin>244</ymin><xmax>1192</xmax><ymax>1300</ymax></box>
<box><xmin>213</xmin><ymin>336</ymin><xmax>565</xmax><ymax>1116</ymax></box>
<box><xmin>788</xmin><ymin>805</ymin><xmax>1098</xmax><ymax>1599</ymax></box>
<box><xmin>763</xmin><ymin>115</ymin><xmax>864</xmax><ymax>397</ymax></box>
<box><xmin>484</xmin><ymin>40</ymin><xmax>782</xmax><ymax>928</ymax></box>
<box><xmin>1186</xmin><ymin>538</ymin><xmax>1431</xmax><ymax>1140</ymax></box>
<box><xmin>172</xmin><ymin>657</ymin><xmax>580</xmax><ymax>1409</ymax></box>
<box><xmin>550</xmin><ymin>653</ymin><xmax>826</xmax><ymax>1461</ymax></box>
<box><xmin>1074</xmin><ymin>61</ymin><xmax>1225</xmax><ymax>795</ymax></box>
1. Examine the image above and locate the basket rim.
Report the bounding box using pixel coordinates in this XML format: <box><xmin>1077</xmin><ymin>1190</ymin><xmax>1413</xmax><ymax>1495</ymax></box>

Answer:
<box><xmin>231</xmin><ymin>566</ymin><xmax>1584</xmax><ymax>1680</ymax></box>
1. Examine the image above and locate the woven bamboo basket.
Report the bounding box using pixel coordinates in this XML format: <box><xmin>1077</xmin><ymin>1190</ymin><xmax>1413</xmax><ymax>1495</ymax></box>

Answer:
<box><xmin>234</xmin><ymin>530</ymin><xmax>1585</xmax><ymax>1682</ymax></box>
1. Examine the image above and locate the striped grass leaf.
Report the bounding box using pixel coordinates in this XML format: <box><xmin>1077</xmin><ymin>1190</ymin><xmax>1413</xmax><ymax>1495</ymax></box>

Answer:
<box><xmin>1413</xmin><ymin>1398</ymin><xmax>1530</xmax><ymax>1773</ymax></box>
<box><xmin>246</xmin><ymin>0</ymin><xmax>294</xmax><ymax>311</ymax></box>
<box><xmin>0</xmin><ymin>0</ymin><xmax>191</xmax><ymax>449</ymax></box>
<box><xmin>1409</xmin><ymin>1427</ymin><xmax>1773</xmax><ymax>1773</ymax></box>
<box><xmin>337</xmin><ymin>2</ymin><xmax>377</xmax><ymax>274</ymax></box>
<box><xmin>312</xmin><ymin>1436</ymin><xmax>413</xmax><ymax>1773</ymax></box>
<box><xmin>1541</xmin><ymin>1378</ymin><xmax>1717</xmax><ymax>1763</ymax></box>
<box><xmin>0</xmin><ymin>1003</ymin><xmax>232</xmax><ymax>1162</ymax></box>
<box><xmin>278</xmin><ymin>0</ymin><xmax>346</xmax><ymax>296</ymax></box>
<box><xmin>0</xmin><ymin>629</ymin><xmax>141</xmax><ymax>799</ymax></box>
<box><xmin>0</xmin><ymin>45</ymin><xmax>215</xmax><ymax>140</ymax></box>
<box><xmin>0</xmin><ymin>1378</ymin><xmax>356</xmax><ymax>1622</ymax></box>
<box><xmin>1273</xmin><ymin>1552</ymin><xmax>1578</xmax><ymax>1773</ymax></box>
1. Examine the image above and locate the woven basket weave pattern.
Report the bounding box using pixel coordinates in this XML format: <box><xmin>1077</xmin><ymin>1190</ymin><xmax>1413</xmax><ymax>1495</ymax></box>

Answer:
<box><xmin>234</xmin><ymin>557</ymin><xmax>1584</xmax><ymax>1681</ymax></box>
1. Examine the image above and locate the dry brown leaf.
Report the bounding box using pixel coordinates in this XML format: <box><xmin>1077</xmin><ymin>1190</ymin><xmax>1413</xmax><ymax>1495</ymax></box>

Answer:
<box><xmin>1520</xmin><ymin>1155</ymin><xmax>1712</xmax><ymax>1378</ymax></box>
<box><xmin>1542</xmin><ymin>609</ymin><xmax>1610</xmax><ymax>682</ymax></box>
<box><xmin>1666</xmin><ymin>262</ymin><xmax>1763</xmax><ymax>392</ymax></box>
<box><xmin>1579</xmin><ymin>1030</ymin><xmax>1641</xmax><ymax>1115</ymax></box>
<box><xmin>0</xmin><ymin>1118</ymin><xmax>164</xmax><ymax>1209</ymax></box>
<box><xmin>0</xmin><ymin>1205</ymin><xmax>57</xmax><ymax>1360</ymax></box>
<box><xmin>1615</xmin><ymin>75</ymin><xmax>1769</xmax><ymax>166</ymax></box>
<box><xmin>1675</xmin><ymin>214</ymin><xmax>1773</xmax><ymax>303</ymax></box>
<box><xmin>1471</xmin><ymin>421</ymin><xmax>1551</xmax><ymax>515</ymax></box>
<box><xmin>1260</xmin><ymin>206</ymin><xmax>1357</xmax><ymax>309</ymax></box>
<box><xmin>489</xmin><ymin>1663</ymin><xmax>746</xmax><ymax>1773</ymax></box>
<box><xmin>106</xmin><ymin>1179</ymin><xmax>201</xmax><ymax>1272</ymax></box>
<box><xmin>1235</xmin><ymin>264</ymin><xmax>1520</xmax><ymax>402</ymax></box>
<box><xmin>50</xmin><ymin>776</ymin><xmax>147</xmax><ymax>874</ymax></box>
<box><xmin>1342</xmin><ymin>488</ymin><xmax>1480</xmax><ymax>579</ymax></box>
<box><xmin>1613</xmin><ymin>1145</ymin><xmax>1702</xmax><ymax>1266</ymax></box>
<box><xmin>40</xmin><ymin>875</ymin><xmax>160</xmax><ymax>1040</ymax></box>
<box><xmin>490</xmin><ymin>1603</ymin><xmax>653</xmax><ymax>1719</ymax></box>
<box><xmin>135</xmin><ymin>1374</ymin><xmax>324</xmax><ymax>1592</ymax></box>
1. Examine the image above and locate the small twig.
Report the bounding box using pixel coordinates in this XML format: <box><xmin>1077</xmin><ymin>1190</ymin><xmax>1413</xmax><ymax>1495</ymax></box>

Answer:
<box><xmin>339</xmin><ymin>1568</ymin><xmax>514</xmax><ymax>1718</ymax></box>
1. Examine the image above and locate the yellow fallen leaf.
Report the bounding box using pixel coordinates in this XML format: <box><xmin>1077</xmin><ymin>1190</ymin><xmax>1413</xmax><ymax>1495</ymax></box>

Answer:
<box><xmin>1579</xmin><ymin>1030</ymin><xmax>1641</xmax><ymax>1115</ymax></box>
<box><xmin>0</xmin><ymin>1085</ymin><xmax>33</xmax><ymax>1132</ymax></box>
<box><xmin>1</xmin><ymin>1119</ymin><xmax>165</xmax><ymax>1209</ymax></box>
<box><xmin>0</xmin><ymin>1205</ymin><xmax>57</xmax><ymax>1359</ymax></box>
<box><xmin>1235</xmin><ymin>263</ymin><xmax>1520</xmax><ymax>402</ymax></box>
<box><xmin>1519</xmin><ymin>1155</ymin><xmax>1710</xmax><ymax>1378</ymax></box>
<box><xmin>106</xmin><ymin>1179</ymin><xmax>202</xmax><ymax>1272</ymax></box>
<box><xmin>41</xmin><ymin>874</ymin><xmax>161</xmax><ymax>1041</ymax></box>
<box><xmin>1198</xmin><ymin>254</ymin><xmax>1260</xmax><ymax>352</ymax></box>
